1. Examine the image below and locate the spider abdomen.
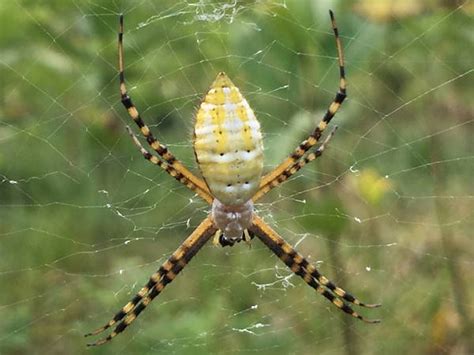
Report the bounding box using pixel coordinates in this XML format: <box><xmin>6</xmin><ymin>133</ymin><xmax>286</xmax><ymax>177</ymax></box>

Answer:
<box><xmin>194</xmin><ymin>72</ymin><xmax>263</xmax><ymax>206</ymax></box>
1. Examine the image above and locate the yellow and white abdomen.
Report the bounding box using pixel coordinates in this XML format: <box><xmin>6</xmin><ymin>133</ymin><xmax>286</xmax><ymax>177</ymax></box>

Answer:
<box><xmin>193</xmin><ymin>72</ymin><xmax>263</xmax><ymax>206</ymax></box>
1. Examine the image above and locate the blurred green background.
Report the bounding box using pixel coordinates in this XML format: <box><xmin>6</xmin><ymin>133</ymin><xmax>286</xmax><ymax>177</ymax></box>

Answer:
<box><xmin>1</xmin><ymin>1</ymin><xmax>473</xmax><ymax>354</ymax></box>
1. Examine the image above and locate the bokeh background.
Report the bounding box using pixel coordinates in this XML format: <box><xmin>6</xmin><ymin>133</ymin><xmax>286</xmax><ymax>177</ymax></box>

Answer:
<box><xmin>1</xmin><ymin>1</ymin><xmax>473</xmax><ymax>354</ymax></box>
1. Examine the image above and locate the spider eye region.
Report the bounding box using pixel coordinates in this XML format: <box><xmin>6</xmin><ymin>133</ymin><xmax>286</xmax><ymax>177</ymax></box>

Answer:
<box><xmin>194</xmin><ymin>72</ymin><xmax>264</xmax><ymax>206</ymax></box>
<box><xmin>211</xmin><ymin>199</ymin><xmax>253</xmax><ymax>241</ymax></box>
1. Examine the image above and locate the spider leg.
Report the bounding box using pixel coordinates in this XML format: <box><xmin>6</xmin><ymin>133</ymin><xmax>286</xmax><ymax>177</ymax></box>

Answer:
<box><xmin>126</xmin><ymin>126</ymin><xmax>214</xmax><ymax>203</ymax></box>
<box><xmin>253</xmin><ymin>127</ymin><xmax>337</xmax><ymax>202</ymax></box>
<box><xmin>85</xmin><ymin>216</ymin><xmax>217</xmax><ymax>346</ymax></box>
<box><xmin>249</xmin><ymin>215</ymin><xmax>381</xmax><ymax>323</ymax></box>
<box><xmin>258</xmin><ymin>10</ymin><xmax>346</xmax><ymax>194</ymax></box>
<box><xmin>118</xmin><ymin>15</ymin><xmax>211</xmax><ymax>199</ymax></box>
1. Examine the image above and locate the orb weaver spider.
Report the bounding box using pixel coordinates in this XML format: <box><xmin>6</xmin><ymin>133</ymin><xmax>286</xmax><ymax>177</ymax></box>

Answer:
<box><xmin>85</xmin><ymin>10</ymin><xmax>381</xmax><ymax>346</ymax></box>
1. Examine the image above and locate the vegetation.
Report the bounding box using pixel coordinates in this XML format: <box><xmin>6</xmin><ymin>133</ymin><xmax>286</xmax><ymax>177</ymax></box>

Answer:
<box><xmin>0</xmin><ymin>1</ymin><xmax>472</xmax><ymax>354</ymax></box>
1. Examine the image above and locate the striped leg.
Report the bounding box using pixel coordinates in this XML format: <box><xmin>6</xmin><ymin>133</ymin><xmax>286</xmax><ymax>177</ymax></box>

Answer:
<box><xmin>259</xmin><ymin>10</ymin><xmax>346</xmax><ymax>191</ymax></box>
<box><xmin>253</xmin><ymin>127</ymin><xmax>337</xmax><ymax>202</ymax></box>
<box><xmin>249</xmin><ymin>215</ymin><xmax>381</xmax><ymax>323</ymax></box>
<box><xmin>118</xmin><ymin>15</ymin><xmax>211</xmax><ymax>198</ymax></box>
<box><xmin>126</xmin><ymin>126</ymin><xmax>214</xmax><ymax>204</ymax></box>
<box><xmin>85</xmin><ymin>216</ymin><xmax>217</xmax><ymax>346</ymax></box>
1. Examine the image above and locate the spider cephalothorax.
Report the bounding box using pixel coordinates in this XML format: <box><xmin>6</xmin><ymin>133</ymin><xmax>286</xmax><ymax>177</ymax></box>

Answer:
<box><xmin>211</xmin><ymin>198</ymin><xmax>254</xmax><ymax>245</ymax></box>
<box><xmin>85</xmin><ymin>11</ymin><xmax>381</xmax><ymax>347</ymax></box>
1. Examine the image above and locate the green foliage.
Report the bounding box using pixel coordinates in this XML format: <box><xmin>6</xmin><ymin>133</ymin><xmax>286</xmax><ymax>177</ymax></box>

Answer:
<box><xmin>1</xmin><ymin>1</ymin><xmax>472</xmax><ymax>354</ymax></box>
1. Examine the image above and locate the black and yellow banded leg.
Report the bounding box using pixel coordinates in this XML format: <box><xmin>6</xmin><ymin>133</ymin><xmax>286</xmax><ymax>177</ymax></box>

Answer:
<box><xmin>89</xmin><ymin>279</ymin><xmax>167</xmax><ymax>346</ymax></box>
<box><xmin>253</xmin><ymin>127</ymin><xmax>337</xmax><ymax>202</ymax></box>
<box><xmin>118</xmin><ymin>15</ymin><xmax>211</xmax><ymax>200</ymax></box>
<box><xmin>85</xmin><ymin>216</ymin><xmax>217</xmax><ymax>346</ymax></box>
<box><xmin>300</xmin><ymin>259</ymin><xmax>380</xmax><ymax>309</ymax></box>
<box><xmin>126</xmin><ymin>126</ymin><xmax>214</xmax><ymax>204</ymax></box>
<box><xmin>249</xmin><ymin>215</ymin><xmax>380</xmax><ymax>323</ymax></box>
<box><xmin>258</xmin><ymin>10</ymin><xmax>346</xmax><ymax>191</ymax></box>
<box><xmin>84</xmin><ymin>268</ymin><xmax>165</xmax><ymax>338</ymax></box>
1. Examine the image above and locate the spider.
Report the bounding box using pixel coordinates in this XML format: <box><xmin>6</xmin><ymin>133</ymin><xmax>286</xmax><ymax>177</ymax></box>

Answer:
<box><xmin>85</xmin><ymin>10</ymin><xmax>381</xmax><ymax>346</ymax></box>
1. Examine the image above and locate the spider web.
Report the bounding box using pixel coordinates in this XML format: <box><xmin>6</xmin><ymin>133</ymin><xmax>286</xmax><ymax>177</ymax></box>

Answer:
<box><xmin>1</xmin><ymin>0</ymin><xmax>473</xmax><ymax>353</ymax></box>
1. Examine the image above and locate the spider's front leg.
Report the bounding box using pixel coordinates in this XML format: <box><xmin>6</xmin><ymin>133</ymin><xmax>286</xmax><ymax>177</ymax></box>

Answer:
<box><xmin>250</xmin><ymin>215</ymin><xmax>381</xmax><ymax>323</ymax></box>
<box><xmin>85</xmin><ymin>216</ymin><xmax>217</xmax><ymax>346</ymax></box>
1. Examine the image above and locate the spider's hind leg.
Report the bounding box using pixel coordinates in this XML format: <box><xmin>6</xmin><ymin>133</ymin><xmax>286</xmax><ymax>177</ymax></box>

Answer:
<box><xmin>254</xmin><ymin>10</ymin><xmax>346</xmax><ymax>202</ymax></box>
<box><xmin>118</xmin><ymin>15</ymin><xmax>213</xmax><ymax>204</ymax></box>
